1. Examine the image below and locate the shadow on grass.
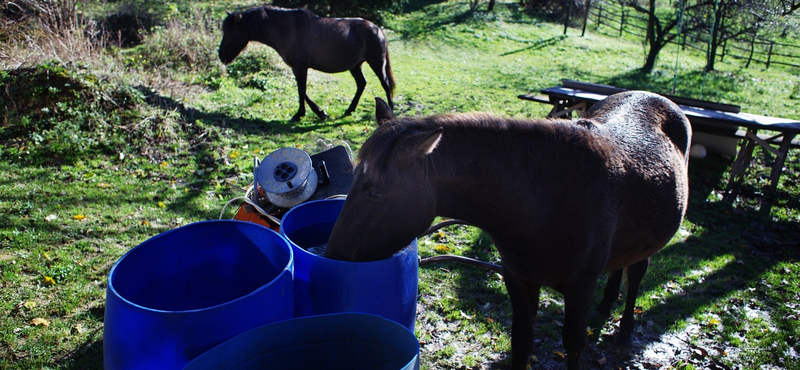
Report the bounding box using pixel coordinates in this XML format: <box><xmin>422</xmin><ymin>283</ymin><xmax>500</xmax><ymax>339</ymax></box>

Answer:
<box><xmin>499</xmin><ymin>35</ymin><xmax>568</xmax><ymax>57</ymax></box>
<box><xmin>55</xmin><ymin>304</ymin><xmax>104</xmax><ymax>368</ymax></box>
<box><xmin>135</xmin><ymin>85</ymin><xmax>351</xmax><ymax>137</ymax></box>
<box><xmin>598</xmin><ymin>69</ymin><xmax>742</xmax><ymax>104</ymax></box>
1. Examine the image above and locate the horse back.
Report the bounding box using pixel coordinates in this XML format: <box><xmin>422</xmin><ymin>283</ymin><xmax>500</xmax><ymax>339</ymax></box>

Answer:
<box><xmin>294</xmin><ymin>15</ymin><xmax>386</xmax><ymax>72</ymax></box>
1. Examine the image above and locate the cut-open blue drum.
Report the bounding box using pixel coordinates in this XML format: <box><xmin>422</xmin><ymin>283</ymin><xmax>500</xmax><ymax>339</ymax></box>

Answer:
<box><xmin>103</xmin><ymin>220</ymin><xmax>294</xmax><ymax>370</ymax></box>
<box><xmin>183</xmin><ymin>313</ymin><xmax>420</xmax><ymax>370</ymax></box>
<box><xmin>279</xmin><ymin>198</ymin><xmax>418</xmax><ymax>332</ymax></box>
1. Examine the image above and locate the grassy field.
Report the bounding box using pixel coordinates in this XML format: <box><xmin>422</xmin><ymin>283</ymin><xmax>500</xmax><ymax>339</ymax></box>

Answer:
<box><xmin>2</xmin><ymin>1</ymin><xmax>800</xmax><ymax>369</ymax></box>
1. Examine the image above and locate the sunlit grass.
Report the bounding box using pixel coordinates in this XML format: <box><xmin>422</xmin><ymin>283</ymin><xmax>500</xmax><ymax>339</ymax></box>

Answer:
<box><xmin>2</xmin><ymin>1</ymin><xmax>800</xmax><ymax>369</ymax></box>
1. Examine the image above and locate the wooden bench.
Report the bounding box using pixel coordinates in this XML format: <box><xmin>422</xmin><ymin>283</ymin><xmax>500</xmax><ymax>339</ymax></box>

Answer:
<box><xmin>520</xmin><ymin>79</ymin><xmax>800</xmax><ymax>191</ymax></box>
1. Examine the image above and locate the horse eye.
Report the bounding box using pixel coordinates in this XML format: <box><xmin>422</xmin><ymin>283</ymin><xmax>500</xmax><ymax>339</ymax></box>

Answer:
<box><xmin>369</xmin><ymin>190</ymin><xmax>382</xmax><ymax>199</ymax></box>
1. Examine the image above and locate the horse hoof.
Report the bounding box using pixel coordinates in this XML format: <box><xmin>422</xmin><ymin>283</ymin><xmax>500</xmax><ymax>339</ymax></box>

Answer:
<box><xmin>614</xmin><ymin>334</ymin><xmax>633</xmax><ymax>348</ymax></box>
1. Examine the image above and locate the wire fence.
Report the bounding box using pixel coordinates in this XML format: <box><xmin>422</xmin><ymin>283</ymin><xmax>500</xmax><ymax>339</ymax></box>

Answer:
<box><xmin>580</xmin><ymin>2</ymin><xmax>800</xmax><ymax>70</ymax></box>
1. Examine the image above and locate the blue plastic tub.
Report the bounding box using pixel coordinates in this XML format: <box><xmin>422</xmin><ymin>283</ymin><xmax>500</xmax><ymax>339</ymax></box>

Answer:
<box><xmin>279</xmin><ymin>198</ymin><xmax>418</xmax><ymax>332</ymax></box>
<box><xmin>104</xmin><ymin>220</ymin><xmax>294</xmax><ymax>370</ymax></box>
<box><xmin>183</xmin><ymin>313</ymin><xmax>420</xmax><ymax>370</ymax></box>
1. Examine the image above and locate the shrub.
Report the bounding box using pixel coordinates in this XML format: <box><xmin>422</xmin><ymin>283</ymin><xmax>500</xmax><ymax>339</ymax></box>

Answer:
<box><xmin>125</xmin><ymin>10</ymin><xmax>219</xmax><ymax>73</ymax></box>
<box><xmin>0</xmin><ymin>62</ymin><xmax>143</xmax><ymax>165</ymax></box>
<box><xmin>271</xmin><ymin>0</ymin><xmax>405</xmax><ymax>24</ymax></box>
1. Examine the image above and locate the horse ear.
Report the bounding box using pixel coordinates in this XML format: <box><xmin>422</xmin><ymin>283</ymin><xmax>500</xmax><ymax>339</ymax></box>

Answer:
<box><xmin>404</xmin><ymin>127</ymin><xmax>443</xmax><ymax>159</ymax></box>
<box><xmin>375</xmin><ymin>97</ymin><xmax>394</xmax><ymax>125</ymax></box>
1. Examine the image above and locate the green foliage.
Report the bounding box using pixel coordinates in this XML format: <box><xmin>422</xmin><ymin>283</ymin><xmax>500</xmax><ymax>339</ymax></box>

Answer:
<box><xmin>122</xmin><ymin>10</ymin><xmax>220</xmax><ymax>72</ymax></box>
<box><xmin>272</xmin><ymin>0</ymin><xmax>405</xmax><ymax>23</ymax></box>
<box><xmin>1</xmin><ymin>2</ymin><xmax>800</xmax><ymax>370</ymax></box>
<box><xmin>0</xmin><ymin>62</ymin><xmax>142</xmax><ymax>165</ymax></box>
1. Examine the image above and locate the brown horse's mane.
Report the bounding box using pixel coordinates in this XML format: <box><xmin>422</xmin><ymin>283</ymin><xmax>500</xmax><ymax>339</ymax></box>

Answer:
<box><xmin>223</xmin><ymin>5</ymin><xmax>315</xmax><ymax>32</ymax></box>
<box><xmin>359</xmin><ymin>113</ymin><xmax>605</xmax><ymax>180</ymax></box>
<box><xmin>259</xmin><ymin>4</ymin><xmax>316</xmax><ymax>18</ymax></box>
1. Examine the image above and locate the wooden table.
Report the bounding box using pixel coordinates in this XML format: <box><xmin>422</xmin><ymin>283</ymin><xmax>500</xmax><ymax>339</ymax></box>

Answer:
<box><xmin>519</xmin><ymin>79</ymin><xmax>800</xmax><ymax>191</ymax></box>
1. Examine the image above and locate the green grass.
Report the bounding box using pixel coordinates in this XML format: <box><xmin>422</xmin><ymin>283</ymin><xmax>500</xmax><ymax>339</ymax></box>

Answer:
<box><xmin>2</xmin><ymin>1</ymin><xmax>800</xmax><ymax>369</ymax></box>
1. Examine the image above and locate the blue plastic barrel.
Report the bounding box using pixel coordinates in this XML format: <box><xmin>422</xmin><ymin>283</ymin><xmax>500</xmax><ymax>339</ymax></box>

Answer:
<box><xmin>183</xmin><ymin>313</ymin><xmax>420</xmax><ymax>370</ymax></box>
<box><xmin>104</xmin><ymin>220</ymin><xmax>294</xmax><ymax>370</ymax></box>
<box><xmin>279</xmin><ymin>198</ymin><xmax>418</xmax><ymax>332</ymax></box>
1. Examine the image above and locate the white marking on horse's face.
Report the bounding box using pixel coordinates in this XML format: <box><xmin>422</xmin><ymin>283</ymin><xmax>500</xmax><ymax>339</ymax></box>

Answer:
<box><xmin>362</xmin><ymin>160</ymin><xmax>369</xmax><ymax>175</ymax></box>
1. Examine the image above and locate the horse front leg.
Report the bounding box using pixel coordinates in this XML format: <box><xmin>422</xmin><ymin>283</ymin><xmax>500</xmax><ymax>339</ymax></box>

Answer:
<box><xmin>562</xmin><ymin>279</ymin><xmax>596</xmax><ymax>370</ymax></box>
<box><xmin>291</xmin><ymin>67</ymin><xmax>308</xmax><ymax>122</ymax></box>
<box><xmin>304</xmin><ymin>95</ymin><xmax>328</xmax><ymax>120</ymax></box>
<box><xmin>616</xmin><ymin>258</ymin><xmax>650</xmax><ymax>346</ymax></box>
<box><xmin>291</xmin><ymin>67</ymin><xmax>327</xmax><ymax>121</ymax></box>
<box><xmin>344</xmin><ymin>66</ymin><xmax>367</xmax><ymax>116</ymax></box>
<box><xmin>596</xmin><ymin>268</ymin><xmax>624</xmax><ymax>318</ymax></box>
<box><xmin>503</xmin><ymin>267</ymin><xmax>541</xmax><ymax>370</ymax></box>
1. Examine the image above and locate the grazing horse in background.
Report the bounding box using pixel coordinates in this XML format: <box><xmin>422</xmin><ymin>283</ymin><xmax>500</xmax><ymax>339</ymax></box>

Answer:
<box><xmin>326</xmin><ymin>92</ymin><xmax>691</xmax><ymax>370</ymax></box>
<box><xmin>218</xmin><ymin>5</ymin><xmax>396</xmax><ymax>122</ymax></box>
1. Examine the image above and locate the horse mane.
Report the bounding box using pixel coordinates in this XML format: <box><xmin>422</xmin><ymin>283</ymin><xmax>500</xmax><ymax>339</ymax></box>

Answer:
<box><xmin>359</xmin><ymin>113</ymin><xmax>604</xmax><ymax>181</ymax></box>
<box><xmin>259</xmin><ymin>5</ymin><xmax>317</xmax><ymax>18</ymax></box>
<box><xmin>223</xmin><ymin>5</ymin><xmax>316</xmax><ymax>30</ymax></box>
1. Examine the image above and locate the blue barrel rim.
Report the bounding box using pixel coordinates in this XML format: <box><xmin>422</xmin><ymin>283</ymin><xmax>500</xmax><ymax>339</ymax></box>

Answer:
<box><xmin>107</xmin><ymin>219</ymin><xmax>294</xmax><ymax>314</ymax></box>
<box><xmin>280</xmin><ymin>198</ymin><xmax>417</xmax><ymax>266</ymax></box>
<box><xmin>183</xmin><ymin>312</ymin><xmax>420</xmax><ymax>370</ymax></box>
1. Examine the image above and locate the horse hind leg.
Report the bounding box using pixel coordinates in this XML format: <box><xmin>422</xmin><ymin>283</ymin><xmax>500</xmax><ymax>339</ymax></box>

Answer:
<box><xmin>615</xmin><ymin>258</ymin><xmax>650</xmax><ymax>346</ymax></box>
<box><xmin>596</xmin><ymin>268</ymin><xmax>624</xmax><ymax>319</ymax></box>
<box><xmin>291</xmin><ymin>67</ymin><xmax>327</xmax><ymax>121</ymax></box>
<box><xmin>503</xmin><ymin>268</ymin><xmax>541</xmax><ymax>370</ymax></box>
<box><xmin>344</xmin><ymin>66</ymin><xmax>367</xmax><ymax>117</ymax></box>
<box><xmin>367</xmin><ymin>58</ymin><xmax>394</xmax><ymax>110</ymax></box>
<box><xmin>304</xmin><ymin>95</ymin><xmax>327</xmax><ymax>120</ymax></box>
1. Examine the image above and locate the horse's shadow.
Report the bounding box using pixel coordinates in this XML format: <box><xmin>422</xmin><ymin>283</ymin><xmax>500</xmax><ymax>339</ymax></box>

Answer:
<box><xmin>57</xmin><ymin>306</ymin><xmax>105</xmax><ymax>369</ymax></box>
<box><xmin>134</xmin><ymin>85</ymin><xmax>349</xmax><ymax>137</ymax></box>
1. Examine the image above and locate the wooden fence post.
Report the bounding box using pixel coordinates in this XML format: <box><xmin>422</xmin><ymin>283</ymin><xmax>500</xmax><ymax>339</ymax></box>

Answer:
<box><xmin>746</xmin><ymin>31</ymin><xmax>756</xmax><ymax>68</ymax></box>
<box><xmin>720</xmin><ymin>38</ymin><xmax>727</xmax><ymax>61</ymax></box>
<box><xmin>619</xmin><ymin>10</ymin><xmax>625</xmax><ymax>37</ymax></box>
<box><xmin>766</xmin><ymin>41</ymin><xmax>774</xmax><ymax>69</ymax></box>
<box><xmin>597</xmin><ymin>5</ymin><xmax>602</xmax><ymax>28</ymax></box>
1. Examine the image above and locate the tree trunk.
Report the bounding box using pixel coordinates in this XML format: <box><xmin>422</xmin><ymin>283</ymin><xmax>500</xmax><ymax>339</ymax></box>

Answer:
<box><xmin>705</xmin><ymin>1</ymin><xmax>725</xmax><ymax>71</ymax></box>
<box><xmin>643</xmin><ymin>47</ymin><xmax>659</xmax><ymax>73</ymax></box>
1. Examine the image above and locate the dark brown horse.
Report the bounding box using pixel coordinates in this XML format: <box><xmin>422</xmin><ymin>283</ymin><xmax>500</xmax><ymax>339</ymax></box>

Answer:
<box><xmin>218</xmin><ymin>5</ymin><xmax>395</xmax><ymax>122</ymax></box>
<box><xmin>326</xmin><ymin>92</ymin><xmax>691</xmax><ymax>370</ymax></box>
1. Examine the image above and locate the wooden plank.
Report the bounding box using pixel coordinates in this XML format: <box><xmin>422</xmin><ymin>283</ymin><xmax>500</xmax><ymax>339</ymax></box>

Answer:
<box><xmin>735</xmin><ymin>129</ymin><xmax>800</xmax><ymax>148</ymax></box>
<box><xmin>560</xmin><ymin>79</ymin><xmax>626</xmax><ymax>95</ymax></box>
<box><xmin>560</xmin><ymin>79</ymin><xmax>741</xmax><ymax>113</ymax></box>
<box><xmin>665</xmin><ymin>95</ymin><xmax>741</xmax><ymax>113</ymax></box>
<box><xmin>517</xmin><ymin>94</ymin><xmax>551</xmax><ymax>104</ymax></box>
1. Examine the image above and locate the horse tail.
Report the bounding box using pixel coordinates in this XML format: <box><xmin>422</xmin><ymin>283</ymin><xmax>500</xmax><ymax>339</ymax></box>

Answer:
<box><xmin>384</xmin><ymin>50</ymin><xmax>396</xmax><ymax>97</ymax></box>
<box><xmin>368</xmin><ymin>24</ymin><xmax>396</xmax><ymax>100</ymax></box>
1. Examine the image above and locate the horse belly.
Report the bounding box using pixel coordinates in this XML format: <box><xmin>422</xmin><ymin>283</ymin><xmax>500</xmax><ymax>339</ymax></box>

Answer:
<box><xmin>605</xmin><ymin>186</ymin><xmax>687</xmax><ymax>271</ymax></box>
<box><xmin>308</xmin><ymin>45</ymin><xmax>364</xmax><ymax>73</ymax></box>
<box><xmin>492</xmin><ymin>223</ymin><xmax>612</xmax><ymax>289</ymax></box>
<box><xmin>307</xmin><ymin>23</ymin><xmax>368</xmax><ymax>73</ymax></box>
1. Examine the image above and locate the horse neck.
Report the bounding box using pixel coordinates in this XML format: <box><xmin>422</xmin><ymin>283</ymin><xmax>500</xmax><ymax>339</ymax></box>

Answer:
<box><xmin>423</xmin><ymin>121</ymin><xmax>602</xmax><ymax>224</ymax></box>
<box><xmin>248</xmin><ymin>7</ymin><xmax>304</xmax><ymax>49</ymax></box>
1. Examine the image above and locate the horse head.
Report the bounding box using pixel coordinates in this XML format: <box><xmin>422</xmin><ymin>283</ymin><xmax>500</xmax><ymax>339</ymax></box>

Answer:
<box><xmin>326</xmin><ymin>98</ymin><xmax>442</xmax><ymax>262</ymax></box>
<box><xmin>218</xmin><ymin>10</ymin><xmax>254</xmax><ymax>64</ymax></box>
